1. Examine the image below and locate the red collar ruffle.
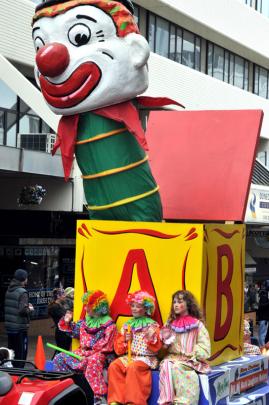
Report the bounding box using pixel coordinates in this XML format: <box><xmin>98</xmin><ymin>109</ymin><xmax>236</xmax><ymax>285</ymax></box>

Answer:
<box><xmin>170</xmin><ymin>315</ymin><xmax>199</xmax><ymax>333</ymax></box>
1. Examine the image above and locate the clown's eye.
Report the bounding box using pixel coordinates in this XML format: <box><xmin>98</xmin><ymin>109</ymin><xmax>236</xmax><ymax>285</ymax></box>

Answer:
<box><xmin>68</xmin><ymin>23</ymin><xmax>91</xmax><ymax>47</ymax></box>
<box><xmin>34</xmin><ymin>36</ymin><xmax>45</xmax><ymax>52</ymax></box>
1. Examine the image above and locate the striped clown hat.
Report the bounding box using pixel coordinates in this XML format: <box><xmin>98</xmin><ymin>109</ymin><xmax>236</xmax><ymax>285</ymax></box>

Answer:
<box><xmin>32</xmin><ymin>0</ymin><xmax>139</xmax><ymax>37</ymax></box>
<box><xmin>82</xmin><ymin>290</ymin><xmax>109</xmax><ymax>316</ymax></box>
<box><xmin>126</xmin><ymin>290</ymin><xmax>155</xmax><ymax>316</ymax></box>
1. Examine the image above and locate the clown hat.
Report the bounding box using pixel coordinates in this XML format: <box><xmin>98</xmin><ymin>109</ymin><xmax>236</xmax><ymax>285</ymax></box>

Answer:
<box><xmin>82</xmin><ymin>290</ymin><xmax>109</xmax><ymax>316</ymax></box>
<box><xmin>126</xmin><ymin>290</ymin><xmax>156</xmax><ymax>316</ymax></box>
<box><xmin>35</xmin><ymin>0</ymin><xmax>135</xmax><ymax>14</ymax></box>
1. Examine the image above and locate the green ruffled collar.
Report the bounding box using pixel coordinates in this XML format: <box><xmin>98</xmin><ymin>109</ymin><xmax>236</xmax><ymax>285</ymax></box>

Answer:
<box><xmin>85</xmin><ymin>314</ymin><xmax>112</xmax><ymax>330</ymax></box>
<box><xmin>124</xmin><ymin>316</ymin><xmax>155</xmax><ymax>331</ymax></box>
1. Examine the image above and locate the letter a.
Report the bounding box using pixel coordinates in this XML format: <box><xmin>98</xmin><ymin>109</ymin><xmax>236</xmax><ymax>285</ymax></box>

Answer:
<box><xmin>110</xmin><ymin>249</ymin><xmax>163</xmax><ymax>324</ymax></box>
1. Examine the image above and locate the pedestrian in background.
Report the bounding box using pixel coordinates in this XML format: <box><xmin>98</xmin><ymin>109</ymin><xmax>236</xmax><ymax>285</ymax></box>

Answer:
<box><xmin>4</xmin><ymin>269</ymin><xmax>34</xmax><ymax>367</ymax></box>
<box><xmin>257</xmin><ymin>282</ymin><xmax>269</xmax><ymax>346</ymax></box>
<box><xmin>62</xmin><ymin>287</ymin><xmax>74</xmax><ymax>312</ymax></box>
<box><xmin>48</xmin><ymin>288</ymin><xmax>72</xmax><ymax>357</ymax></box>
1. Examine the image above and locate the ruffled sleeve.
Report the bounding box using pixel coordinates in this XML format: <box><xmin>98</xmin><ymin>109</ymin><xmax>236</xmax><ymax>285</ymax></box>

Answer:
<box><xmin>146</xmin><ymin>324</ymin><xmax>162</xmax><ymax>352</ymax></box>
<box><xmin>58</xmin><ymin>318</ymin><xmax>82</xmax><ymax>339</ymax></box>
<box><xmin>114</xmin><ymin>327</ymin><xmax>128</xmax><ymax>356</ymax></box>
<box><xmin>193</xmin><ymin>322</ymin><xmax>211</xmax><ymax>361</ymax></box>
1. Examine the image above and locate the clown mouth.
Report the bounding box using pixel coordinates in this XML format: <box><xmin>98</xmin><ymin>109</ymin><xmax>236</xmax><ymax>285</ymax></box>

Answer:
<box><xmin>39</xmin><ymin>62</ymin><xmax>101</xmax><ymax>109</ymax></box>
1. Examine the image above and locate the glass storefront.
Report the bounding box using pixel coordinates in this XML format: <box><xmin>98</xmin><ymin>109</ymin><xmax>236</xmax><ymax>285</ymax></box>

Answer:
<box><xmin>0</xmin><ymin>79</ymin><xmax>53</xmax><ymax>149</ymax></box>
<box><xmin>0</xmin><ymin>244</ymin><xmax>75</xmax><ymax>321</ymax></box>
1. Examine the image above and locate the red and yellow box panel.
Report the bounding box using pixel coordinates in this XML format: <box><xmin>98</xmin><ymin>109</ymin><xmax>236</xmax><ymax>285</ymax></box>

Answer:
<box><xmin>74</xmin><ymin>220</ymin><xmax>245</xmax><ymax>365</ymax></box>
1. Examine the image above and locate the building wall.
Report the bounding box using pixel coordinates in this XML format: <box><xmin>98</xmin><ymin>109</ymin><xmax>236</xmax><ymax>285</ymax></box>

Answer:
<box><xmin>2</xmin><ymin>0</ymin><xmax>269</xmax><ymax>214</ymax></box>
<box><xmin>0</xmin><ymin>0</ymin><xmax>35</xmax><ymax>67</ymax></box>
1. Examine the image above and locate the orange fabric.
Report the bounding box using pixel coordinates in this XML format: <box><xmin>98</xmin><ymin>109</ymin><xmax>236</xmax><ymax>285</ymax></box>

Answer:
<box><xmin>114</xmin><ymin>331</ymin><xmax>127</xmax><ymax>356</ymax></box>
<box><xmin>108</xmin><ymin>359</ymin><xmax>151</xmax><ymax>405</ymax></box>
<box><xmin>147</xmin><ymin>329</ymin><xmax>162</xmax><ymax>352</ymax></box>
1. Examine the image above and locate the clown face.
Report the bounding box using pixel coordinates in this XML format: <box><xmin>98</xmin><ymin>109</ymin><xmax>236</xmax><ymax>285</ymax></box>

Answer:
<box><xmin>173</xmin><ymin>295</ymin><xmax>188</xmax><ymax>317</ymax></box>
<box><xmin>130</xmin><ymin>302</ymin><xmax>146</xmax><ymax>318</ymax></box>
<box><xmin>32</xmin><ymin>4</ymin><xmax>150</xmax><ymax>115</ymax></box>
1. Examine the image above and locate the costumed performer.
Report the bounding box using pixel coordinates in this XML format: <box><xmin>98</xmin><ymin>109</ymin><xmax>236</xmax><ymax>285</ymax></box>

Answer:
<box><xmin>107</xmin><ymin>290</ymin><xmax>162</xmax><ymax>405</ymax></box>
<box><xmin>53</xmin><ymin>290</ymin><xmax>117</xmax><ymax>405</ymax></box>
<box><xmin>158</xmin><ymin>290</ymin><xmax>211</xmax><ymax>405</ymax></box>
<box><xmin>243</xmin><ymin>319</ymin><xmax>261</xmax><ymax>355</ymax></box>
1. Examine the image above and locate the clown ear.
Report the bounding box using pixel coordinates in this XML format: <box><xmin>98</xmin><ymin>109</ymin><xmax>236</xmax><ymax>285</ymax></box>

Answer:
<box><xmin>124</xmin><ymin>33</ymin><xmax>150</xmax><ymax>69</ymax></box>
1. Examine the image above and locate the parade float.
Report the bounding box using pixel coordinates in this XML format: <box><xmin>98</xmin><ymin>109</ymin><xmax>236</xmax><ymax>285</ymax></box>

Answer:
<box><xmin>0</xmin><ymin>0</ymin><xmax>267</xmax><ymax>404</ymax></box>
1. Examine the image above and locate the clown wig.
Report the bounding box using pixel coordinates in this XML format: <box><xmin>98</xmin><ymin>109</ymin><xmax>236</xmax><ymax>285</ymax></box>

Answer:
<box><xmin>82</xmin><ymin>290</ymin><xmax>109</xmax><ymax>316</ymax></box>
<box><xmin>126</xmin><ymin>290</ymin><xmax>155</xmax><ymax>316</ymax></box>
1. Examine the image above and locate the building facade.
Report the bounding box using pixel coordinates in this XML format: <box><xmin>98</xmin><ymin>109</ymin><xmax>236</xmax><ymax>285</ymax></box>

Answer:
<box><xmin>1</xmin><ymin>0</ymin><xmax>269</xmax><ymax>319</ymax></box>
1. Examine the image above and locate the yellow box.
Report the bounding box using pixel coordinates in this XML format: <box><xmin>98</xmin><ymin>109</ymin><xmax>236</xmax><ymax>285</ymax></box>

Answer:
<box><xmin>74</xmin><ymin>220</ymin><xmax>245</xmax><ymax>365</ymax></box>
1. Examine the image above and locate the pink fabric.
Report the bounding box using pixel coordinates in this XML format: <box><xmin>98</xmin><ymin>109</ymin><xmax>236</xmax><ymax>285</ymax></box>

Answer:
<box><xmin>171</xmin><ymin>315</ymin><xmax>199</xmax><ymax>332</ymax></box>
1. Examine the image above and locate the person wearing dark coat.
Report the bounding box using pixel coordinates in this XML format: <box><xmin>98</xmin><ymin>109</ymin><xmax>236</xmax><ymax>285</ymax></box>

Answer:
<box><xmin>48</xmin><ymin>288</ymin><xmax>72</xmax><ymax>357</ymax></box>
<box><xmin>4</xmin><ymin>269</ymin><xmax>34</xmax><ymax>367</ymax></box>
<box><xmin>257</xmin><ymin>283</ymin><xmax>269</xmax><ymax>346</ymax></box>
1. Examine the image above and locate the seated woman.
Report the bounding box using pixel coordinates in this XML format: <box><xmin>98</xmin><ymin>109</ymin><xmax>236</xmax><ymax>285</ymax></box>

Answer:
<box><xmin>108</xmin><ymin>290</ymin><xmax>162</xmax><ymax>405</ymax></box>
<box><xmin>158</xmin><ymin>290</ymin><xmax>211</xmax><ymax>405</ymax></box>
<box><xmin>53</xmin><ymin>290</ymin><xmax>117</xmax><ymax>405</ymax></box>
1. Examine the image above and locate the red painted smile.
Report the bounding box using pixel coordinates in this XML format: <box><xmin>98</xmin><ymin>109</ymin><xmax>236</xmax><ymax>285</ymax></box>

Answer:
<box><xmin>39</xmin><ymin>62</ymin><xmax>101</xmax><ymax>109</ymax></box>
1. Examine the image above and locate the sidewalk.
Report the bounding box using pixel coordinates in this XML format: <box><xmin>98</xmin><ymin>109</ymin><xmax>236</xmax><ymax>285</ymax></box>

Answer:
<box><xmin>0</xmin><ymin>333</ymin><xmax>56</xmax><ymax>364</ymax></box>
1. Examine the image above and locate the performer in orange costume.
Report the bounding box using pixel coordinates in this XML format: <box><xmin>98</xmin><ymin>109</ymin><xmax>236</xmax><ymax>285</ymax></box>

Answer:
<box><xmin>108</xmin><ymin>290</ymin><xmax>162</xmax><ymax>405</ymax></box>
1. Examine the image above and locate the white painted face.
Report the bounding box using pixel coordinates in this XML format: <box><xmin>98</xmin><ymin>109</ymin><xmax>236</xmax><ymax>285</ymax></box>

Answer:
<box><xmin>32</xmin><ymin>5</ymin><xmax>150</xmax><ymax>115</ymax></box>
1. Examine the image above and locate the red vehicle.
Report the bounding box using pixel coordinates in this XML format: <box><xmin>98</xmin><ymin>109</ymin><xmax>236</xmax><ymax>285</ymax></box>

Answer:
<box><xmin>0</xmin><ymin>361</ymin><xmax>93</xmax><ymax>405</ymax></box>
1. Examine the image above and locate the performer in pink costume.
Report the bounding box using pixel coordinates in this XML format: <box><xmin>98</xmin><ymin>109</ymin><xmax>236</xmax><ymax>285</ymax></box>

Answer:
<box><xmin>53</xmin><ymin>290</ymin><xmax>117</xmax><ymax>405</ymax></box>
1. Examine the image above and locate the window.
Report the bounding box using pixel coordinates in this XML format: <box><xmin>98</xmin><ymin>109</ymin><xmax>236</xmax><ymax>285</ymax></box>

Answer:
<box><xmin>254</xmin><ymin>65</ymin><xmax>269</xmax><ymax>99</ymax></box>
<box><xmin>147</xmin><ymin>12</ymin><xmax>201</xmax><ymax>71</ymax></box>
<box><xmin>207</xmin><ymin>43</ymin><xmax>249</xmax><ymax>90</ymax></box>
<box><xmin>257</xmin><ymin>151</ymin><xmax>267</xmax><ymax>166</ymax></box>
<box><xmin>155</xmin><ymin>17</ymin><xmax>169</xmax><ymax>58</ymax></box>
<box><xmin>0</xmin><ymin>79</ymin><xmax>53</xmax><ymax>150</ymax></box>
<box><xmin>241</xmin><ymin>0</ymin><xmax>269</xmax><ymax>17</ymax></box>
<box><xmin>133</xmin><ymin>4</ymin><xmax>140</xmax><ymax>26</ymax></box>
<box><xmin>0</xmin><ymin>81</ymin><xmax>17</xmax><ymax>110</ymax></box>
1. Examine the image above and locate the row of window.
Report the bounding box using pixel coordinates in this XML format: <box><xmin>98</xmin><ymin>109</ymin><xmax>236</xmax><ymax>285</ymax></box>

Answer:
<box><xmin>134</xmin><ymin>5</ymin><xmax>269</xmax><ymax>100</ymax></box>
<box><xmin>241</xmin><ymin>0</ymin><xmax>269</xmax><ymax>17</ymax></box>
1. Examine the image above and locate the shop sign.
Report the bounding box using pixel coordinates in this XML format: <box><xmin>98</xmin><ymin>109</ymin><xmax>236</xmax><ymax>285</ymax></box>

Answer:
<box><xmin>230</xmin><ymin>357</ymin><xmax>268</xmax><ymax>398</ymax></box>
<box><xmin>28</xmin><ymin>288</ymin><xmax>53</xmax><ymax>318</ymax></box>
<box><xmin>245</xmin><ymin>185</ymin><xmax>269</xmax><ymax>223</ymax></box>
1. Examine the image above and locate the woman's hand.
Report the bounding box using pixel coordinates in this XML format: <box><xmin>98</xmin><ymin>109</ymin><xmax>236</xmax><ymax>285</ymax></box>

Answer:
<box><xmin>64</xmin><ymin>310</ymin><xmax>73</xmax><ymax>323</ymax></box>
<box><xmin>160</xmin><ymin>327</ymin><xmax>173</xmax><ymax>341</ymax></box>
<box><xmin>145</xmin><ymin>326</ymin><xmax>156</xmax><ymax>341</ymax></box>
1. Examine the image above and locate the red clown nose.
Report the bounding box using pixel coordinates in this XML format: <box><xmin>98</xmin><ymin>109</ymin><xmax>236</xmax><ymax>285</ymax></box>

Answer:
<box><xmin>36</xmin><ymin>43</ymin><xmax>70</xmax><ymax>77</ymax></box>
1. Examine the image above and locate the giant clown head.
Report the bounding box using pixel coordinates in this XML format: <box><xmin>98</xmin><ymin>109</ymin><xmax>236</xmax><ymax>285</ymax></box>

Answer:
<box><xmin>32</xmin><ymin>0</ymin><xmax>150</xmax><ymax>115</ymax></box>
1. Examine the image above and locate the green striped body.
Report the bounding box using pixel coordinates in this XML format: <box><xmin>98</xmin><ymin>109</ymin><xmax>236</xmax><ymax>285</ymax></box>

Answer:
<box><xmin>75</xmin><ymin>111</ymin><xmax>163</xmax><ymax>221</ymax></box>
